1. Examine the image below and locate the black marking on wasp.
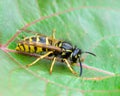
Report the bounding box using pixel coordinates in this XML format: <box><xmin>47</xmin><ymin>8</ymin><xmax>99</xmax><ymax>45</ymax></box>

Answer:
<box><xmin>16</xmin><ymin>30</ymin><xmax>96</xmax><ymax>76</ymax></box>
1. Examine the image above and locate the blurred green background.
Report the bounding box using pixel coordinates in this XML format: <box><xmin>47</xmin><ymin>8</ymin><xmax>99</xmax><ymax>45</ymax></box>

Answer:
<box><xmin>0</xmin><ymin>0</ymin><xmax>120</xmax><ymax>96</ymax></box>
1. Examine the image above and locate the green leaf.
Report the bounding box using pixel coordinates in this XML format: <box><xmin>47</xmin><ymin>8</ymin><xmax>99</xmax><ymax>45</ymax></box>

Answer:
<box><xmin>0</xmin><ymin>0</ymin><xmax>120</xmax><ymax>96</ymax></box>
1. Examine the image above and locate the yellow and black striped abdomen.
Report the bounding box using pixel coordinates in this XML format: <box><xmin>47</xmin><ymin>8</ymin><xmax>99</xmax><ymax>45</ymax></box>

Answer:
<box><xmin>15</xmin><ymin>36</ymin><xmax>52</xmax><ymax>53</ymax></box>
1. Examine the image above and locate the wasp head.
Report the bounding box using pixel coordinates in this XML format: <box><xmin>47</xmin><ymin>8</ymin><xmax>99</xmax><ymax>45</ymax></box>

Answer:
<box><xmin>70</xmin><ymin>47</ymin><xmax>96</xmax><ymax>76</ymax></box>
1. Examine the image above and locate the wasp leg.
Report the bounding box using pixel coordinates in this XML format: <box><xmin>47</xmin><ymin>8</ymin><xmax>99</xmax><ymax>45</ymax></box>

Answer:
<box><xmin>52</xmin><ymin>29</ymin><xmax>56</xmax><ymax>39</ymax></box>
<box><xmin>63</xmin><ymin>59</ymin><xmax>77</xmax><ymax>75</ymax></box>
<box><xmin>51</xmin><ymin>29</ymin><xmax>56</xmax><ymax>45</ymax></box>
<box><xmin>49</xmin><ymin>57</ymin><xmax>56</xmax><ymax>74</ymax></box>
<box><xmin>19</xmin><ymin>29</ymin><xmax>46</xmax><ymax>36</ymax></box>
<box><xmin>26</xmin><ymin>51</ymin><xmax>53</xmax><ymax>67</ymax></box>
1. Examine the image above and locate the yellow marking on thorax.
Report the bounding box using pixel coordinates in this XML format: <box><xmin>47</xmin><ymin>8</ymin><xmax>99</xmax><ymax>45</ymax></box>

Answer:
<box><xmin>46</xmin><ymin>37</ymin><xmax>49</xmax><ymax>45</ymax></box>
<box><xmin>59</xmin><ymin>42</ymin><xmax>62</xmax><ymax>47</ymax></box>
<box><xmin>62</xmin><ymin>52</ymin><xmax>66</xmax><ymax>56</ymax></box>
<box><xmin>66</xmin><ymin>50</ymin><xmax>72</xmax><ymax>52</ymax></box>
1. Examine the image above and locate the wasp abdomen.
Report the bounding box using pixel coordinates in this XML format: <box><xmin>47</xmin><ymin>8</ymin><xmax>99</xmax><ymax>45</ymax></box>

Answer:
<box><xmin>16</xmin><ymin>36</ymin><xmax>52</xmax><ymax>53</ymax></box>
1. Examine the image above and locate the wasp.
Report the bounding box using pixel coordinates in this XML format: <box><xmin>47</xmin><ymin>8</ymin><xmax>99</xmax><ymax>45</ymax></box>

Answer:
<box><xmin>15</xmin><ymin>30</ymin><xmax>96</xmax><ymax>76</ymax></box>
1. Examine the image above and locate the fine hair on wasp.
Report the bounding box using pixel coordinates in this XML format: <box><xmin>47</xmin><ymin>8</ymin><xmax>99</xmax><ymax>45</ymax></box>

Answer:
<box><xmin>14</xmin><ymin>29</ymin><xmax>96</xmax><ymax>76</ymax></box>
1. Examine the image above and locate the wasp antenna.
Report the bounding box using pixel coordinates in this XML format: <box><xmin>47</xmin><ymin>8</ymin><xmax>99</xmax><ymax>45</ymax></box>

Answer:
<box><xmin>84</xmin><ymin>51</ymin><xmax>96</xmax><ymax>56</ymax></box>
<box><xmin>79</xmin><ymin>59</ymin><xmax>82</xmax><ymax>76</ymax></box>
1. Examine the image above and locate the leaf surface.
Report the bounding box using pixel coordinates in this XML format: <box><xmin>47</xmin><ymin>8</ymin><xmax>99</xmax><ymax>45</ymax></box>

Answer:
<box><xmin>0</xmin><ymin>0</ymin><xmax>120</xmax><ymax>96</ymax></box>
